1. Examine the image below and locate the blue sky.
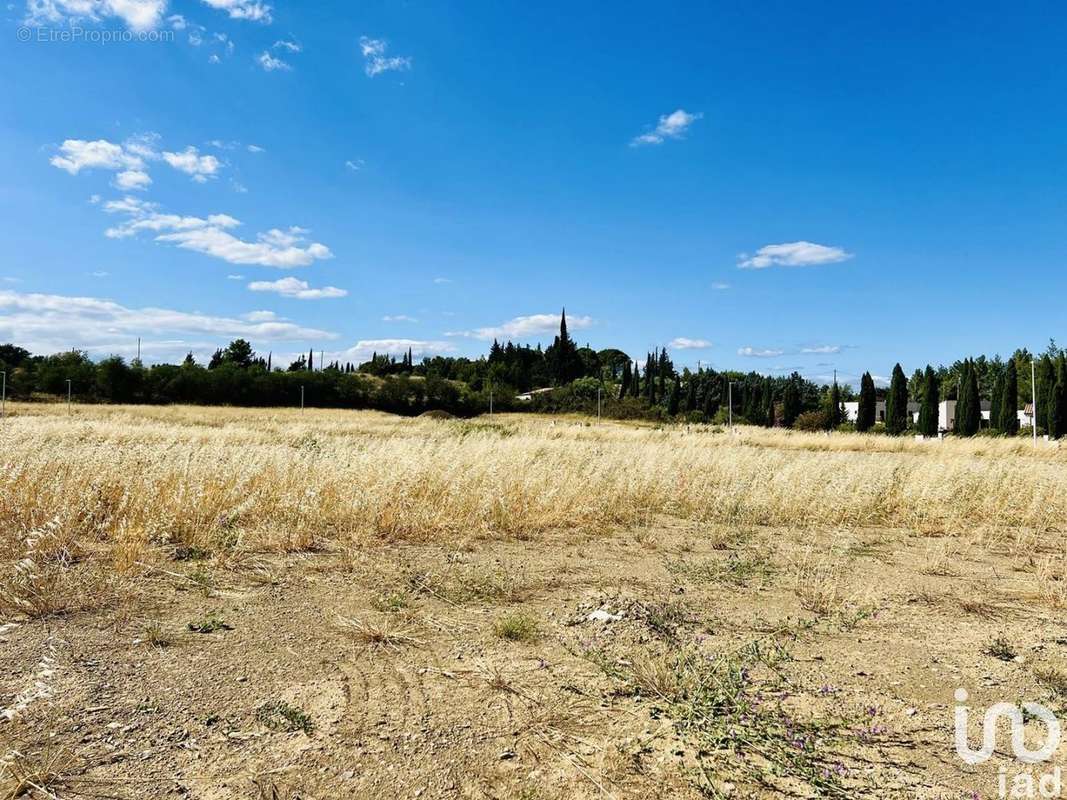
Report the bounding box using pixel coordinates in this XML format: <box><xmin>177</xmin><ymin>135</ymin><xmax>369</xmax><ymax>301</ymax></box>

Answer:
<box><xmin>2</xmin><ymin>1</ymin><xmax>1066</xmax><ymax>384</ymax></box>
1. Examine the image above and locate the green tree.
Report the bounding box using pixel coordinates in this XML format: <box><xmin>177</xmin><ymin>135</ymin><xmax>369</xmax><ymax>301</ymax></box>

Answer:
<box><xmin>989</xmin><ymin>370</ymin><xmax>1004</xmax><ymax>433</ymax></box>
<box><xmin>998</xmin><ymin>359</ymin><xmax>1019</xmax><ymax>435</ymax></box>
<box><xmin>918</xmin><ymin>365</ymin><xmax>939</xmax><ymax>437</ymax></box>
<box><xmin>885</xmin><ymin>363</ymin><xmax>909</xmax><ymax>435</ymax></box>
<box><xmin>827</xmin><ymin>378</ymin><xmax>842</xmax><ymax>429</ymax></box>
<box><xmin>956</xmin><ymin>360</ymin><xmax>981</xmax><ymax>436</ymax></box>
<box><xmin>856</xmin><ymin>372</ymin><xmax>876</xmax><ymax>432</ymax></box>
<box><xmin>782</xmin><ymin>376</ymin><xmax>801</xmax><ymax>428</ymax></box>
<box><xmin>1050</xmin><ymin>378</ymin><xmax>1066</xmax><ymax>440</ymax></box>
<box><xmin>667</xmin><ymin>375</ymin><xmax>681</xmax><ymax>416</ymax></box>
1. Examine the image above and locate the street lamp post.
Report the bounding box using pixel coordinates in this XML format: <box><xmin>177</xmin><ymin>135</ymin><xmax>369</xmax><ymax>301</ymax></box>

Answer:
<box><xmin>300</xmin><ymin>385</ymin><xmax>305</xmax><ymax>411</ymax></box>
<box><xmin>66</xmin><ymin>379</ymin><xmax>72</xmax><ymax>414</ymax></box>
<box><xmin>1</xmin><ymin>370</ymin><xmax>5</xmax><ymax>419</ymax></box>
<box><xmin>1032</xmin><ymin>359</ymin><xmax>1039</xmax><ymax>446</ymax></box>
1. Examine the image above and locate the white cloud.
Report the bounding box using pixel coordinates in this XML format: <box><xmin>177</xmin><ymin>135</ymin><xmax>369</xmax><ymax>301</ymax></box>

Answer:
<box><xmin>711</xmin><ymin>281</ymin><xmax>730</xmax><ymax>290</ymax></box>
<box><xmin>167</xmin><ymin>13</ymin><xmax>186</xmax><ymax>29</ymax></box>
<box><xmin>113</xmin><ymin>169</ymin><xmax>152</xmax><ymax>191</ymax></box>
<box><xmin>257</xmin><ymin>50</ymin><xmax>291</xmax><ymax>71</ymax></box>
<box><xmin>358</xmin><ymin>36</ymin><xmax>411</xmax><ymax>77</ymax></box>
<box><xmin>0</xmin><ymin>289</ymin><xmax>335</xmax><ymax>359</ymax></box>
<box><xmin>162</xmin><ymin>146</ymin><xmax>221</xmax><ymax>181</ymax></box>
<box><xmin>273</xmin><ymin>38</ymin><xmax>300</xmax><ymax>52</ymax></box>
<box><xmin>103</xmin><ymin>197</ymin><xmax>334</xmax><ymax>268</ymax></box>
<box><xmin>89</xmin><ymin>270</ymin><xmax>109</xmax><ymax>278</ymax></box>
<box><xmin>227</xmin><ymin>274</ymin><xmax>244</xmax><ymax>280</ymax></box>
<box><xmin>247</xmin><ymin>276</ymin><xmax>347</xmax><ymax>300</ymax></box>
<box><xmin>26</xmin><ymin>0</ymin><xmax>166</xmax><ymax>31</ymax></box>
<box><xmin>737</xmin><ymin>241</ymin><xmax>852</xmax><ymax>270</ymax></box>
<box><xmin>669</xmin><ymin>337</ymin><xmax>712</xmax><ymax>350</ymax></box>
<box><xmin>200</xmin><ymin>0</ymin><xmax>271</xmax><ymax>23</ymax></box>
<box><xmin>243</xmin><ymin>310</ymin><xmax>278</xmax><ymax>322</ymax></box>
<box><xmin>446</xmin><ymin>313</ymin><xmax>592</xmax><ymax>342</ymax></box>
<box><xmin>345</xmin><ymin>159</ymin><xmax>365</xmax><ymax>172</ymax></box>
<box><xmin>208</xmin><ymin>54</ymin><xmax>221</xmax><ymax>64</ymax></box>
<box><xmin>50</xmin><ymin>138</ymin><xmax>143</xmax><ymax>174</ymax></box>
<box><xmin>331</xmin><ymin>339</ymin><xmax>454</xmax><ymax>363</ymax></box>
<box><xmin>630</xmin><ymin>109</ymin><xmax>702</xmax><ymax>146</ymax></box>
<box><xmin>432</xmin><ymin>277</ymin><xmax>452</xmax><ymax>284</ymax></box>
<box><xmin>382</xmin><ymin>315</ymin><xmax>417</xmax><ymax>323</ymax></box>
<box><xmin>800</xmin><ymin>345</ymin><xmax>842</xmax><ymax>355</ymax></box>
<box><xmin>738</xmin><ymin>347</ymin><xmax>785</xmax><ymax>358</ymax></box>
<box><xmin>247</xmin><ymin>144</ymin><xmax>265</xmax><ymax>153</ymax></box>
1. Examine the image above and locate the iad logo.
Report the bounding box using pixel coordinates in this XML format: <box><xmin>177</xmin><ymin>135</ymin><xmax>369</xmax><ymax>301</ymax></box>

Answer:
<box><xmin>954</xmin><ymin>688</ymin><xmax>1061</xmax><ymax>765</ymax></box>
<box><xmin>954</xmin><ymin>688</ymin><xmax>1063</xmax><ymax>799</ymax></box>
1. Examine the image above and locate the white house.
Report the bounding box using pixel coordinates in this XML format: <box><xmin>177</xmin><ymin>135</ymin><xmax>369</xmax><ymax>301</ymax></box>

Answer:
<box><xmin>843</xmin><ymin>400</ymin><xmax>919</xmax><ymax>424</ymax></box>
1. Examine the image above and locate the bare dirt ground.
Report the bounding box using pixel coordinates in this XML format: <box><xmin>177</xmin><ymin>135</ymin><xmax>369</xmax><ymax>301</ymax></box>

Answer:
<box><xmin>4</xmin><ymin>515</ymin><xmax>1064</xmax><ymax>799</ymax></box>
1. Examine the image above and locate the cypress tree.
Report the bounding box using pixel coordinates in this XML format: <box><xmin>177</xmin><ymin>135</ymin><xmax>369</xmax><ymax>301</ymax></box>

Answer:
<box><xmin>782</xmin><ymin>378</ymin><xmax>801</xmax><ymax>428</ymax></box>
<box><xmin>918</xmin><ymin>365</ymin><xmax>939</xmax><ymax>437</ymax></box>
<box><xmin>702</xmin><ymin>377</ymin><xmax>718</xmax><ymax>419</ymax></box>
<box><xmin>989</xmin><ymin>370</ymin><xmax>1004</xmax><ymax>433</ymax></box>
<box><xmin>1039</xmin><ymin>355</ymin><xmax>1056</xmax><ymax>432</ymax></box>
<box><xmin>828</xmin><ymin>378</ymin><xmax>842</xmax><ymax>429</ymax></box>
<box><xmin>856</xmin><ymin>372</ymin><xmax>876</xmax><ymax>432</ymax></box>
<box><xmin>956</xmin><ymin>360</ymin><xmax>981</xmax><ymax>436</ymax></box>
<box><xmin>619</xmin><ymin>360</ymin><xmax>631</xmax><ymax>400</ymax></box>
<box><xmin>667</xmin><ymin>375</ymin><xmax>681</xmax><ymax>416</ymax></box>
<box><xmin>999</xmin><ymin>359</ymin><xmax>1019</xmax><ymax>435</ymax></box>
<box><xmin>684</xmin><ymin>377</ymin><xmax>696</xmax><ymax>413</ymax></box>
<box><xmin>762</xmin><ymin>377</ymin><xmax>775</xmax><ymax>427</ymax></box>
<box><xmin>1050</xmin><ymin>378</ymin><xmax>1066</xmax><ymax>440</ymax></box>
<box><xmin>886</xmin><ymin>364</ymin><xmax>909</xmax><ymax>435</ymax></box>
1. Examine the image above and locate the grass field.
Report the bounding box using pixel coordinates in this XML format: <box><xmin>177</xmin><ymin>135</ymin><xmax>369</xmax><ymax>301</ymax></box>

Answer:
<box><xmin>2</xmin><ymin>403</ymin><xmax>1067</xmax><ymax>798</ymax></box>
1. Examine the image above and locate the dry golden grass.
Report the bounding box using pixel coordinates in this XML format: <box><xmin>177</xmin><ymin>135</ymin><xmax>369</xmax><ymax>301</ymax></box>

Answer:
<box><xmin>0</xmin><ymin>403</ymin><xmax>1064</xmax><ymax>580</ymax></box>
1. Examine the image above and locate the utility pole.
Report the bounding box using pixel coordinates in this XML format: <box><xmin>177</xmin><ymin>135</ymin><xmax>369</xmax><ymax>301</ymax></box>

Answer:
<box><xmin>597</xmin><ymin>386</ymin><xmax>601</xmax><ymax>424</ymax></box>
<box><xmin>1032</xmin><ymin>359</ymin><xmax>1038</xmax><ymax>446</ymax></box>
<box><xmin>300</xmin><ymin>385</ymin><xmax>305</xmax><ymax>411</ymax></box>
<box><xmin>320</xmin><ymin>351</ymin><xmax>324</xmax><ymax>371</ymax></box>
<box><xmin>66</xmin><ymin>379</ymin><xmax>72</xmax><ymax>414</ymax></box>
<box><xmin>136</xmin><ymin>337</ymin><xmax>141</xmax><ymax>363</ymax></box>
<box><xmin>1</xmin><ymin>370</ymin><xmax>5</xmax><ymax>419</ymax></box>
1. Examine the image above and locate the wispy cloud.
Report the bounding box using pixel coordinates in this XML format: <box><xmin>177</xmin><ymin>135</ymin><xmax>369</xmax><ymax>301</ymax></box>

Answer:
<box><xmin>52</xmin><ymin>135</ymin><xmax>224</xmax><ymax>186</ymax></box>
<box><xmin>273</xmin><ymin>38</ymin><xmax>300</xmax><ymax>52</ymax></box>
<box><xmin>669</xmin><ymin>337</ymin><xmax>712</xmax><ymax>350</ymax></box>
<box><xmin>257</xmin><ymin>50</ymin><xmax>291</xmax><ymax>71</ymax></box>
<box><xmin>200</xmin><ymin>0</ymin><xmax>272</xmax><ymax>23</ymax></box>
<box><xmin>345</xmin><ymin>159</ymin><xmax>365</xmax><ymax>172</ymax></box>
<box><xmin>447</xmin><ymin>313</ymin><xmax>592</xmax><ymax>342</ymax></box>
<box><xmin>738</xmin><ymin>346</ymin><xmax>785</xmax><ymax>358</ymax></box>
<box><xmin>25</xmin><ymin>0</ymin><xmax>166</xmax><ymax>31</ymax></box>
<box><xmin>710</xmin><ymin>281</ymin><xmax>731</xmax><ymax>291</ymax></box>
<box><xmin>247</xmin><ymin>276</ymin><xmax>347</xmax><ymax>299</ymax></box>
<box><xmin>737</xmin><ymin>241</ymin><xmax>852</xmax><ymax>270</ymax></box>
<box><xmin>630</xmin><ymin>109</ymin><xmax>702</xmax><ymax>147</ymax></box>
<box><xmin>0</xmin><ymin>289</ymin><xmax>335</xmax><ymax>359</ymax></box>
<box><xmin>162</xmin><ymin>146</ymin><xmax>221</xmax><ymax>182</ymax></box>
<box><xmin>359</xmin><ymin>36</ymin><xmax>411</xmax><ymax>77</ymax></box>
<box><xmin>800</xmin><ymin>344</ymin><xmax>843</xmax><ymax>354</ymax></box>
<box><xmin>432</xmin><ymin>277</ymin><xmax>452</xmax><ymax>285</ymax></box>
<box><xmin>331</xmin><ymin>339</ymin><xmax>454</xmax><ymax>363</ymax></box>
<box><xmin>103</xmin><ymin>196</ymin><xmax>333</xmax><ymax>268</ymax></box>
<box><xmin>382</xmin><ymin>315</ymin><xmax>418</xmax><ymax>323</ymax></box>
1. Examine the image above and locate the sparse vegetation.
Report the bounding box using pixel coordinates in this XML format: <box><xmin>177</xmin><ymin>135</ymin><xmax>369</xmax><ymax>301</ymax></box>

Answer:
<box><xmin>493</xmin><ymin>612</ymin><xmax>540</xmax><ymax>642</ymax></box>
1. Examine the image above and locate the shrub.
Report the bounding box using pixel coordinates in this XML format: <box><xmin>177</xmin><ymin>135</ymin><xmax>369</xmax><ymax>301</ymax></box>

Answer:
<box><xmin>793</xmin><ymin>411</ymin><xmax>830</xmax><ymax>432</ymax></box>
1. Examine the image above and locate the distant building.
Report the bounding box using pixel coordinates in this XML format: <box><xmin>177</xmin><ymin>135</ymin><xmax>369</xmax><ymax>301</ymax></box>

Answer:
<box><xmin>515</xmin><ymin>387</ymin><xmax>555</xmax><ymax>402</ymax></box>
<box><xmin>842</xmin><ymin>400</ymin><xmax>919</xmax><ymax>424</ymax></box>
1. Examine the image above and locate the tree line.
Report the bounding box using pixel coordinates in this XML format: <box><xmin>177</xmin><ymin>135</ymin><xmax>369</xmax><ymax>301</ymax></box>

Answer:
<box><xmin>1</xmin><ymin>315</ymin><xmax>1063</xmax><ymax>436</ymax></box>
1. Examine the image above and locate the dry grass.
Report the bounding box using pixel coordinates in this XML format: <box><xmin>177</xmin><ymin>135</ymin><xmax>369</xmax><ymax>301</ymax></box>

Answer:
<box><xmin>0</xmin><ymin>404</ymin><xmax>1063</xmax><ymax>575</ymax></box>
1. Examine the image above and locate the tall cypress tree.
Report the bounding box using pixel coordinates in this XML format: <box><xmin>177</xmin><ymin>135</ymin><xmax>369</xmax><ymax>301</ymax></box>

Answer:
<box><xmin>619</xmin><ymin>360</ymin><xmax>632</xmax><ymax>400</ymax></box>
<box><xmin>918</xmin><ymin>365</ymin><xmax>939</xmax><ymax>437</ymax></box>
<box><xmin>956</xmin><ymin>360</ymin><xmax>981</xmax><ymax>436</ymax></box>
<box><xmin>1050</xmin><ymin>378</ymin><xmax>1066</xmax><ymax>440</ymax></box>
<box><xmin>856</xmin><ymin>372</ymin><xmax>876</xmax><ymax>432</ymax></box>
<box><xmin>989</xmin><ymin>370</ymin><xmax>1004</xmax><ymax>433</ymax></box>
<box><xmin>782</xmin><ymin>378</ymin><xmax>801</xmax><ymax>428</ymax></box>
<box><xmin>684</xmin><ymin>376</ymin><xmax>697</xmax><ymax>412</ymax></box>
<box><xmin>631</xmin><ymin>362</ymin><xmax>641</xmax><ymax>398</ymax></box>
<box><xmin>667</xmin><ymin>375</ymin><xmax>681</xmax><ymax>416</ymax></box>
<box><xmin>762</xmin><ymin>377</ymin><xmax>775</xmax><ymax>427</ymax></box>
<box><xmin>828</xmin><ymin>378</ymin><xmax>842</xmax><ymax>429</ymax></box>
<box><xmin>999</xmin><ymin>359</ymin><xmax>1019</xmax><ymax>435</ymax></box>
<box><xmin>886</xmin><ymin>363</ymin><xmax>909</xmax><ymax>435</ymax></box>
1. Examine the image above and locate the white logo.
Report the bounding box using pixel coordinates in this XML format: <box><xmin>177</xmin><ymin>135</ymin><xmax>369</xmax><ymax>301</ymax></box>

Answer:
<box><xmin>954</xmin><ymin>688</ymin><xmax>1061</xmax><ymax>766</ymax></box>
